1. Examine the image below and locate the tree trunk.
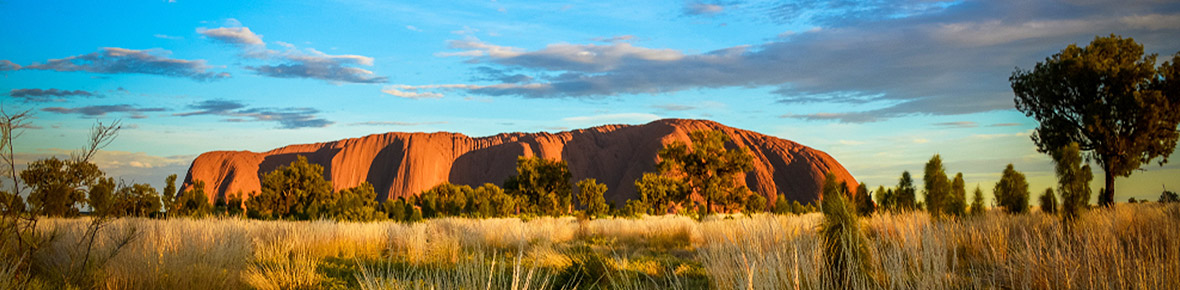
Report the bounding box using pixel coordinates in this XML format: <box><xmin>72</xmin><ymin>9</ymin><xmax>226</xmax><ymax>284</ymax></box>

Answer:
<box><xmin>1100</xmin><ymin>164</ymin><xmax>1116</xmax><ymax>207</ymax></box>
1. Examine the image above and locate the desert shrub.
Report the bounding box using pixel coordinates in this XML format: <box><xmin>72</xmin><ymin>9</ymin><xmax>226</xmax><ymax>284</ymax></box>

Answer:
<box><xmin>819</xmin><ymin>172</ymin><xmax>872</xmax><ymax>288</ymax></box>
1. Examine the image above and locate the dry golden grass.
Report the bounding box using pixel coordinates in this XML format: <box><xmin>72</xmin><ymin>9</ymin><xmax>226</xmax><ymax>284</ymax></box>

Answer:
<box><xmin>13</xmin><ymin>203</ymin><xmax>1179</xmax><ymax>289</ymax></box>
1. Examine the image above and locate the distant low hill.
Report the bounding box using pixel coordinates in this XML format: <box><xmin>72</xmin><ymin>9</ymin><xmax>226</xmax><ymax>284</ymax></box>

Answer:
<box><xmin>181</xmin><ymin>119</ymin><xmax>857</xmax><ymax>206</ymax></box>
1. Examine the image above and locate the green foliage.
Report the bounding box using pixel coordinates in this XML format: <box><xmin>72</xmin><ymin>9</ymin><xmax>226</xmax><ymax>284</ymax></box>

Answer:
<box><xmin>923</xmin><ymin>155</ymin><xmax>952</xmax><ymax>217</ymax></box>
<box><xmin>621</xmin><ymin>199</ymin><xmax>649</xmax><ymax>217</ymax></box>
<box><xmin>819</xmin><ymin>172</ymin><xmax>871</xmax><ymax>287</ymax></box>
<box><xmin>1053</xmin><ymin>143</ymin><xmax>1093</xmax><ymax>221</ymax></box>
<box><xmin>383</xmin><ymin>198</ymin><xmax>407</xmax><ymax>221</ymax></box>
<box><xmin>773</xmin><ymin>194</ymin><xmax>791</xmax><ymax>214</ymax></box>
<box><xmin>163</xmin><ymin>174</ymin><xmax>178</xmax><ymax>216</ymax></box>
<box><xmin>478</xmin><ymin>183</ymin><xmax>516</xmax><ymax>217</ymax></box>
<box><xmin>175</xmin><ymin>180</ymin><xmax>212</xmax><ymax>217</ymax></box>
<box><xmin>745</xmin><ymin>193</ymin><xmax>767</xmax><ymax>214</ymax></box>
<box><xmin>1039</xmin><ymin>188</ymin><xmax>1058</xmax><ymax>214</ymax></box>
<box><xmin>875</xmin><ymin>185</ymin><xmax>894</xmax><ymax>212</ymax></box>
<box><xmin>417</xmin><ymin>182</ymin><xmax>474</xmax><ymax>218</ymax></box>
<box><xmin>576</xmin><ymin>178</ymin><xmax>609</xmax><ymax>217</ymax></box>
<box><xmin>994</xmin><ymin>164</ymin><xmax>1030</xmax><ymax>214</ymax></box>
<box><xmin>656</xmin><ymin>130</ymin><xmax>754</xmax><ymax>215</ymax></box>
<box><xmin>1011</xmin><ymin>34</ymin><xmax>1180</xmax><ymax>206</ymax></box>
<box><xmin>248</xmin><ymin>156</ymin><xmax>333</xmax><ymax>220</ymax></box>
<box><xmin>315</xmin><ymin>182</ymin><xmax>383</xmax><ymax>222</ymax></box>
<box><xmin>895</xmin><ymin>171</ymin><xmax>917</xmax><ymax>211</ymax></box>
<box><xmin>634</xmin><ymin>172</ymin><xmax>688</xmax><ymax>215</ymax></box>
<box><xmin>88</xmin><ymin>177</ymin><xmax>116</xmax><ymax>215</ymax></box>
<box><xmin>1161</xmin><ymin>189</ymin><xmax>1180</xmax><ymax>203</ymax></box>
<box><xmin>223</xmin><ymin>191</ymin><xmax>245</xmax><ymax>216</ymax></box>
<box><xmin>106</xmin><ymin>183</ymin><xmax>163</xmax><ymax>217</ymax></box>
<box><xmin>21</xmin><ymin>157</ymin><xmax>102</xmax><ymax>217</ymax></box>
<box><xmin>970</xmin><ymin>186</ymin><xmax>986</xmax><ymax>216</ymax></box>
<box><xmin>504</xmin><ymin>156</ymin><xmax>572</xmax><ymax>216</ymax></box>
<box><xmin>947</xmin><ymin>173</ymin><xmax>967</xmax><ymax>217</ymax></box>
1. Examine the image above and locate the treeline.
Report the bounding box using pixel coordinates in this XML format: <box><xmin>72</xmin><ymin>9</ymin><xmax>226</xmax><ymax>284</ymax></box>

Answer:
<box><xmin>6</xmin><ymin>130</ymin><xmax>1177</xmax><ymax>223</ymax></box>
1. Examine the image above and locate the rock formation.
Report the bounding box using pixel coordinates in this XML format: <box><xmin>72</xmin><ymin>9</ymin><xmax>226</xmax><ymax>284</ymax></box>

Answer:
<box><xmin>181</xmin><ymin>119</ymin><xmax>857</xmax><ymax>206</ymax></box>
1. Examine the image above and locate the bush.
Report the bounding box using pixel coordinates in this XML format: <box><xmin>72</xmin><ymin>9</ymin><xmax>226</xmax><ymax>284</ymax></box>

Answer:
<box><xmin>819</xmin><ymin>172</ymin><xmax>871</xmax><ymax>287</ymax></box>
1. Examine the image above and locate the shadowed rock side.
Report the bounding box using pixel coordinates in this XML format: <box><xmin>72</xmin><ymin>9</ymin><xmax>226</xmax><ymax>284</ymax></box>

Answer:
<box><xmin>181</xmin><ymin>119</ymin><xmax>857</xmax><ymax>206</ymax></box>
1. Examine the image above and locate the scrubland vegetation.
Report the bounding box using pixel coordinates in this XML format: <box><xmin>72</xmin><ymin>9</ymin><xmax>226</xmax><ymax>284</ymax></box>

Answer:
<box><xmin>1</xmin><ymin>202</ymin><xmax>1177</xmax><ymax>289</ymax></box>
<box><xmin>3</xmin><ymin>34</ymin><xmax>1180</xmax><ymax>289</ymax></box>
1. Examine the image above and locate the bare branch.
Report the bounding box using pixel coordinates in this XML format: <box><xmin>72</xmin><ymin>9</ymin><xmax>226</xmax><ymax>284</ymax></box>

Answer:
<box><xmin>73</xmin><ymin>119</ymin><xmax>122</xmax><ymax>164</ymax></box>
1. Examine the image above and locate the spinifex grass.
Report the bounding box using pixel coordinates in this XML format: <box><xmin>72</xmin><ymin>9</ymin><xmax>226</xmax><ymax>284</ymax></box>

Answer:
<box><xmin>5</xmin><ymin>203</ymin><xmax>1177</xmax><ymax>289</ymax></box>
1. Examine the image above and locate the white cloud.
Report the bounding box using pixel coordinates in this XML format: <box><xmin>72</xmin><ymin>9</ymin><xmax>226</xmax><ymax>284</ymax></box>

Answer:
<box><xmin>197</xmin><ymin>27</ymin><xmax>264</xmax><ymax>46</ymax></box>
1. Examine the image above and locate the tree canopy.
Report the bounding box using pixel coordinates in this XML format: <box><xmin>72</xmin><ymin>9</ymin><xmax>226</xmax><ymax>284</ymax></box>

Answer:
<box><xmin>1011</xmin><ymin>34</ymin><xmax>1180</xmax><ymax>206</ymax></box>
<box><xmin>656</xmin><ymin>130</ymin><xmax>754</xmax><ymax>215</ymax></box>
<box><xmin>994</xmin><ymin>164</ymin><xmax>1030</xmax><ymax>214</ymax></box>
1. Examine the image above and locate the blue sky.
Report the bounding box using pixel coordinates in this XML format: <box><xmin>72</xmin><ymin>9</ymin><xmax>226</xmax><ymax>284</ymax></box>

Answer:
<box><xmin>2</xmin><ymin>0</ymin><xmax>1179</xmax><ymax>202</ymax></box>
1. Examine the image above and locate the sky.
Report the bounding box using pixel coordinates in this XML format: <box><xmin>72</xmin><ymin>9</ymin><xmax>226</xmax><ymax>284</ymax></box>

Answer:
<box><xmin>2</xmin><ymin>0</ymin><xmax>1179</xmax><ymax>203</ymax></box>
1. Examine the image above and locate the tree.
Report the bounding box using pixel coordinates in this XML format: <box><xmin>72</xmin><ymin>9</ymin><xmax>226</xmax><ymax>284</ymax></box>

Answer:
<box><xmin>249</xmin><ymin>156</ymin><xmax>333</xmax><ymax>219</ymax></box>
<box><xmin>947</xmin><ymin>173</ymin><xmax>967</xmax><ymax>217</ymax></box>
<box><xmin>895</xmin><ymin>171</ymin><xmax>917</xmax><ymax>211</ymax></box>
<box><xmin>505</xmin><ymin>156</ymin><xmax>572</xmax><ymax>216</ymax></box>
<box><xmin>1039</xmin><ymin>188</ymin><xmax>1058</xmax><ymax>214</ymax></box>
<box><xmin>318</xmin><ymin>182</ymin><xmax>382</xmax><ymax>222</ymax></box>
<box><xmin>576</xmin><ymin>178</ymin><xmax>608</xmax><ymax>217</ymax></box>
<box><xmin>1054</xmin><ymin>142</ymin><xmax>1093</xmax><ymax>220</ymax></box>
<box><xmin>88</xmin><ymin>177</ymin><xmax>117</xmax><ymax>215</ymax></box>
<box><xmin>163</xmin><ymin>174</ymin><xmax>178</xmax><ymax>217</ymax></box>
<box><xmin>112</xmin><ymin>183</ymin><xmax>162</xmax><ymax>217</ymax></box>
<box><xmin>634</xmin><ymin>172</ymin><xmax>687</xmax><ymax>215</ymax></box>
<box><xmin>969</xmin><ymin>186</ymin><xmax>986</xmax><ymax>216</ymax></box>
<box><xmin>1160</xmin><ymin>189</ymin><xmax>1179</xmax><ymax>203</ymax></box>
<box><xmin>875</xmin><ymin>186</ymin><xmax>894</xmax><ymax>212</ymax></box>
<box><xmin>854</xmin><ymin>183</ymin><xmax>874</xmax><ymax>216</ymax></box>
<box><xmin>994</xmin><ymin>164</ymin><xmax>1030</xmax><ymax>213</ymax></box>
<box><xmin>1011</xmin><ymin>34</ymin><xmax>1180</xmax><ymax>207</ymax></box>
<box><xmin>657</xmin><ymin>130</ymin><xmax>754</xmax><ymax>215</ymax></box>
<box><xmin>21</xmin><ymin>157</ymin><xmax>102</xmax><ymax>217</ymax></box>
<box><xmin>923</xmin><ymin>155</ymin><xmax>951</xmax><ymax>216</ymax></box>
<box><xmin>175</xmin><ymin>180</ymin><xmax>212</xmax><ymax>217</ymax></box>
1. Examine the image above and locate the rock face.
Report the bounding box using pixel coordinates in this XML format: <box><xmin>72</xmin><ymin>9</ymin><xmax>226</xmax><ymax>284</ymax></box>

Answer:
<box><xmin>181</xmin><ymin>119</ymin><xmax>857</xmax><ymax>206</ymax></box>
